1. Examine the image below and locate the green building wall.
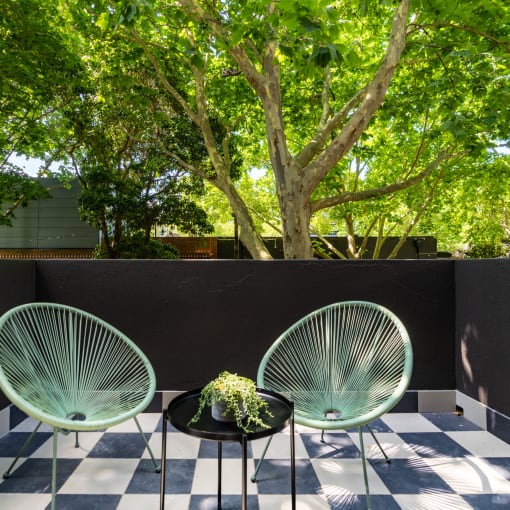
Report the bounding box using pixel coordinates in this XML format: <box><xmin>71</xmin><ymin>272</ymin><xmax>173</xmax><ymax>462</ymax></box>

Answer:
<box><xmin>0</xmin><ymin>178</ymin><xmax>98</xmax><ymax>249</ymax></box>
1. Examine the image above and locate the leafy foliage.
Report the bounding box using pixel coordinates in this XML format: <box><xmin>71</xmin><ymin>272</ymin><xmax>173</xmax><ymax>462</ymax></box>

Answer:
<box><xmin>0</xmin><ymin>0</ymin><xmax>83</xmax><ymax>219</ymax></box>
<box><xmin>93</xmin><ymin>232</ymin><xmax>179</xmax><ymax>259</ymax></box>
<box><xmin>2</xmin><ymin>0</ymin><xmax>509</xmax><ymax>259</ymax></box>
<box><xmin>189</xmin><ymin>371</ymin><xmax>272</xmax><ymax>433</ymax></box>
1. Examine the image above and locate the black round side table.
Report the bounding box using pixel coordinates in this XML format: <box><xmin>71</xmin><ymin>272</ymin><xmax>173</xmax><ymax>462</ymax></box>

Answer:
<box><xmin>159</xmin><ymin>387</ymin><xmax>295</xmax><ymax>510</ymax></box>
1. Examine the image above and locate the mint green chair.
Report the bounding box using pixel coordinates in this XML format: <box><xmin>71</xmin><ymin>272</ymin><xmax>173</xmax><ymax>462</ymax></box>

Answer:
<box><xmin>0</xmin><ymin>302</ymin><xmax>160</xmax><ymax>510</ymax></box>
<box><xmin>253</xmin><ymin>301</ymin><xmax>413</xmax><ymax>509</ymax></box>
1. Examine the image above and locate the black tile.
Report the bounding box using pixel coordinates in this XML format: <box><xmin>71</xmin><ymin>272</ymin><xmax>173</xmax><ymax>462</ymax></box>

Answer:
<box><xmin>487</xmin><ymin>409</ymin><xmax>510</xmax><ymax>445</ymax></box>
<box><xmin>301</xmin><ymin>432</ymin><xmax>360</xmax><ymax>459</ymax></box>
<box><xmin>391</xmin><ymin>391</ymin><xmax>418</xmax><ymax>413</ymax></box>
<box><xmin>190</xmin><ymin>494</ymin><xmax>259</xmax><ymax>509</ymax></box>
<box><xmin>398</xmin><ymin>432</ymin><xmax>471</xmax><ymax>458</ymax></box>
<box><xmin>145</xmin><ymin>392</ymin><xmax>162</xmax><ymax>413</ymax></box>
<box><xmin>462</xmin><ymin>494</ymin><xmax>510</xmax><ymax>509</ymax></box>
<box><xmin>47</xmin><ymin>494</ymin><xmax>121</xmax><ymax>510</ymax></box>
<box><xmin>87</xmin><ymin>432</ymin><xmax>151</xmax><ymax>458</ymax></box>
<box><xmin>366</xmin><ymin>495</ymin><xmax>401</xmax><ymax>510</ymax></box>
<box><xmin>346</xmin><ymin>418</ymin><xmax>393</xmax><ymax>434</ymax></box>
<box><xmin>0</xmin><ymin>458</ymin><xmax>80</xmax><ymax>493</ymax></box>
<box><xmin>9</xmin><ymin>406</ymin><xmax>29</xmax><ymax>430</ymax></box>
<box><xmin>364</xmin><ymin>418</ymin><xmax>393</xmax><ymax>433</ymax></box>
<box><xmin>370</xmin><ymin>457</ymin><xmax>454</xmax><ymax>494</ymax></box>
<box><xmin>0</xmin><ymin>431</ymin><xmax>52</xmax><ymax>458</ymax></box>
<box><xmin>130</xmin><ymin>458</ymin><xmax>195</xmax><ymax>494</ymax></box>
<box><xmin>154</xmin><ymin>414</ymin><xmax>165</xmax><ymax>432</ymax></box>
<box><xmin>255</xmin><ymin>459</ymin><xmax>319</xmax><ymax>494</ymax></box>
<box><xmin>198</xmin><ymin>440</ymin><xmax>253</xmax><ymax>459</ymax></box>
<box><xmin>423</xmin><ymin>412</ymin><xmax>482</xmax><ymax>431</ymax></box>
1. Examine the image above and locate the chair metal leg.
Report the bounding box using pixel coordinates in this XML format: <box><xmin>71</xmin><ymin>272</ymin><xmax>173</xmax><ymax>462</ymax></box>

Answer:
<box><xmin>3</xmin><ymin>421</ymin><xmax>43</xmax><ymax>479</ymax></box>
<box><xmin>134</xmin><ymin>416</ymin><xmax>161</xmax><ymax>472</ymax></box>
<box><xmin>366</xmin><ymin>424</ymin><xmax>389</xmax><ymax>462</ymax></box>
<box><xmin>251</xmin><ymin>435</ymin><xmax>274</xmax><ymax>482</ymax></box>
<box><xmin>358</xmin><ymin>426</ymin><xmax>372</xmax><ymax>510</ymax></box>
<box><xmin>51</xmin><ymin>428</ymin><xmax>58</xmax><ymax>510</ymax></box>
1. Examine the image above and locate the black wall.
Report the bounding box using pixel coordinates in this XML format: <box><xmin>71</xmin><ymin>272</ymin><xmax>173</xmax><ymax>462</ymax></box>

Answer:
<box><xmin>0</xmin><ymin>260</ymin><xmax>36</xmax><ymax>409</ymax></box>
<box><xmin>3</xmin><ymin>259</ymin><xmax>510</xmax><ymax>428</ymax></box>
<box><xmin>456</xmin><ymin>260</ymin><xmax>510</xmax><ymax>417</ymax></box>
<box><xmin>33</xmin><ymin>259</ymin><xmax>455</xmax><ymax>392</ymax></box>
<box><xmin>217</xmin><ymin>236</ymin><xmax>437</xmax><ymax>259</ymax></box>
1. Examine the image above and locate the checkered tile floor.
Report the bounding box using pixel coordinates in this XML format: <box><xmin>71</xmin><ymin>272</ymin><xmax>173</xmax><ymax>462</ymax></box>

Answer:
<box><xmin>1</xmin><ymin>412</ymin><xmax>510</xmax><ymax>509</ymax></box>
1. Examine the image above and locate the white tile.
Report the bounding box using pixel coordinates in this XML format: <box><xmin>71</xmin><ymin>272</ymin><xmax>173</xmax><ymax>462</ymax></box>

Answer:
<box><xmin>32</xmin><ymin>431</ymin><xmax>103</xmax><ymax>458</ymax></box>
<box><xmin>117</xmin><ymin>493</ymin><xmax>190</xmax><ymax>509</ymax></box>
<box><xmin>457</xmin><ymin>391</ymin><xmax>487</xmax><ymax>429</ymax></box>
<box><xmin>192</xmin><ymin>458</ymin><xmax>258</xmax><ymax>495</ymax></box>
<box><xmin>58</xmin><ymin>458</ymin><xmax>139</xmax><ymax>494</ymax></box>
<box><xmin>311</xmin><ymin>458</ymin><xmax>390</xmax><ymax>495</ymax></box>
<box><xmin>0</xmin><ymin>407</ymin><xmax>9</xmax><ymax>438</ymax></box>
<box><xmin>418</xmin><ymin>390</ymin><xmax>456</xmax><ymax>413</ymax></box>
<box><xmin>143</xmin><ymin>431</ymin><xmax>162</xmax><ymax>459</ymax></box>
<box><xmin>0</xmin><ymin>494</ymin><xmax>52</xmax><ymax>510</ymax></box>
<box><xmin>251</xmin><ymin>432</ymin><xmax>309</xmax><ymax>459</ymax></box>
<box><xmin>447</xmin><ymin>431</ymin><xmax>510</xmax><ymax>457</ymax></box>
<box><xmin>424</xmin><ymin>455</ymin><xmax>510</xmax><ymax>494</ymax></box>
<box><xmin>258</xmin><ymin>494</ymin><xmax>332</xmax><ymax>509</ymax></box>
<box><xmin>348</xmin><ymin>432</ymin><xmax>418</xmax><ymax>459</ymax></box>
<box><xmin>0</xmin><ymin>456</ymin><xmax>28</xmax><ymax>478</ymax></box>
<box><xmin>394</xmin><ymin>492</ymin><xmax>474</xmax><ymax>509</ymax></box>
<box><xmin>11</xmin><ymin>417</ymin><xmax>52</xmax><ymax>433</ymax></box>
<box><xmin>294</xmin><ymin>423</ymin><xmax>321</xmax><ymax>434</ymax></box>
<box><xmin>381</xmin><ymin>413</ymin><xmax>442</xmax><ymax>433</ymax></box>
<box><xmin>155</xmin><ymin>431</ymin><xmax>201</xmax><ymax>459</ymax></box>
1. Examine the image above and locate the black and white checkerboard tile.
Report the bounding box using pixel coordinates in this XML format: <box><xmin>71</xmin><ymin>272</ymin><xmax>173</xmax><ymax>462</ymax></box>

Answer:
<box><xmin>1</xmin><ymin>412</ymin><xmax>510</xmax><ymax>509</ymax></box>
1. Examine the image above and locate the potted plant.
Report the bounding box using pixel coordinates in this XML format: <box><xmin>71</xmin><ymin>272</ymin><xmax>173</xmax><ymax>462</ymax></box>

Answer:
<box><xmin>189</xmin><ymin>371</ymin><xmax>272</xmax><ymax>433</ymax></box>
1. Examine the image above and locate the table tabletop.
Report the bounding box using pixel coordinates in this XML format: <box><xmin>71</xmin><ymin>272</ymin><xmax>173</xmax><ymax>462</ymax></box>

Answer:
<box><xmin>167</xmin><ymin>387</ymin><xmax>293</xmax><ymax>442</ymax></box>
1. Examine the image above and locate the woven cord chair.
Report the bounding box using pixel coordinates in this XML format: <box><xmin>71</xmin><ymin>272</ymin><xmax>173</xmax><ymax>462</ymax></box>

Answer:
<box><xmin>253</xmin><ymin>301</ymin><xmax>413</xmax><ymax>510</ymax></box>
<box><xmin>0</xmin><ymin>302</ymin><xmax>160</xmax><ymax>510</ymax></box>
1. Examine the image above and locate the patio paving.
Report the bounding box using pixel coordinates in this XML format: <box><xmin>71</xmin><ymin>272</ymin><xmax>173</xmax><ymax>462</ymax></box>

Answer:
<box><xmin>1</xmin><ymin>411</ymin><xmax>510</xmax><ymax>509</ymax></box>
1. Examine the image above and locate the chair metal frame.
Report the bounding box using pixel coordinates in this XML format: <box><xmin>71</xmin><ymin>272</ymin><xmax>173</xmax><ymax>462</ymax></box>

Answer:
<box><xmin>253</xmin><ymin>301</ymin><xmax>413</xmax><ymax>509</ymax></box>
<box><xmin>0</xmin><ymin>302</ymin><xmax>160</xmax><ymax>509</ymax></box>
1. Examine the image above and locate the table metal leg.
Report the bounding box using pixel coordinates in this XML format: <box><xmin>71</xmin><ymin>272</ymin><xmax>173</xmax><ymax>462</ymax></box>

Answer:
<box><xmin>217</xmin><ymin>442</ymin><xmax>222</xmax><ymax>510</ymax></box>
<box><xmin>241</xmin><ymin>434</ymin><xmax>248</xmax><ymax>510</ymax></box>
<box><xmin>159</xmin><ymin>409</ymin><xmax>168</xmax><ymax>510</ymax></box>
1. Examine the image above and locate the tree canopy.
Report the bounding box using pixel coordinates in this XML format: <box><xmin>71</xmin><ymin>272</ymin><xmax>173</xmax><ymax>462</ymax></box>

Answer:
<box><xmin>89</xmin><ymin>0</ymin><xmax>509</xmax><ymax>258</ymax></box>
<box><xmin>0</xmin><ymin>0</ymin><xmax>82</xmax><ymax>223</ymax></box>
<box><xmin>2</xmin><ymin>0</ymin><xmax>509</xmax><ymax>258</ymax></box>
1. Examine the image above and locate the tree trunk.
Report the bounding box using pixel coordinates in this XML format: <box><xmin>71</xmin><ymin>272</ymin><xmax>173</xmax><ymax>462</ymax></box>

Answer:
<box><xmin>217</xmin><ymin>177</ymin><xmax>273</xmax><ymax>259</ymax></box>
<box><xmin>279</xmin><ymin>187</ymin><xmax>314</xmax><ymax>259</ymax></box>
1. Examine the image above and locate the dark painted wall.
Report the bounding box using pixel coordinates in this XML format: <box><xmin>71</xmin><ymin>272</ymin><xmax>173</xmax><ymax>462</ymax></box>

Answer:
<box><xmin>33</xmin><ymin>260</ymin><xmax>455</xmax><ymax>393</ymax></box>
<box><xmin>455</xmin><ymin>260</ymin><xmax>510</xmax><ymax>417</ymax></box>
<box><xmin>216</xmin><ymin>236</ymin><xmax>438</xmax><ymax>259</ymax></box>
<box><xmin>5</xmin><ymin>259</ymin><xmax>510</xmax><ymax>419</ymax></box>
<box><xmin>0</xmin><ymin>260</ymin><xmax>36</xmax><ymax>409</ymax></box>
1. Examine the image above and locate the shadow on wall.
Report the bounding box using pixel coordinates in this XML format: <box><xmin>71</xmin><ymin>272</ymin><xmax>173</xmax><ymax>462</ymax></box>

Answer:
<box><xmin>460</xmin><ymin>322</ymin><xmax>488</xmax><ymax>405</ymax></box>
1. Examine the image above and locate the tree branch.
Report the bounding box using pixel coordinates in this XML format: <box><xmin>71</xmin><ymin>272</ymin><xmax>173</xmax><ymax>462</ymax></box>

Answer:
<box><xmin>310</xmin><ymin>148</ymin><xmax>459</xmax><ymax>213</ymax></box>
<box><xmin>411</xmin><ymin>22</ymin><xmax>510</xmax><ymax>51</ymax></box>
<box><xmin>128</xmin><ymin>28</ymin><xmax>200</xmax><ymax>124</ymax></box>
<box><xmin>295</xmin><ymin>86</ymin><xmax>367</xmax><ymax>169</ymax></box>
<box><xmin>303</xmin><ymin>0</ymin><xmax>410</xmax><ymax>194</ymax></box>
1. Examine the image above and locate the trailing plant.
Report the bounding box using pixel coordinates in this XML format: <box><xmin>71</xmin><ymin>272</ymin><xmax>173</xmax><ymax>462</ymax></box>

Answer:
<box><xmin>189</xmin><ymin>371</ymin><xmax>272</xmax><ymax>433</ymax></box>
